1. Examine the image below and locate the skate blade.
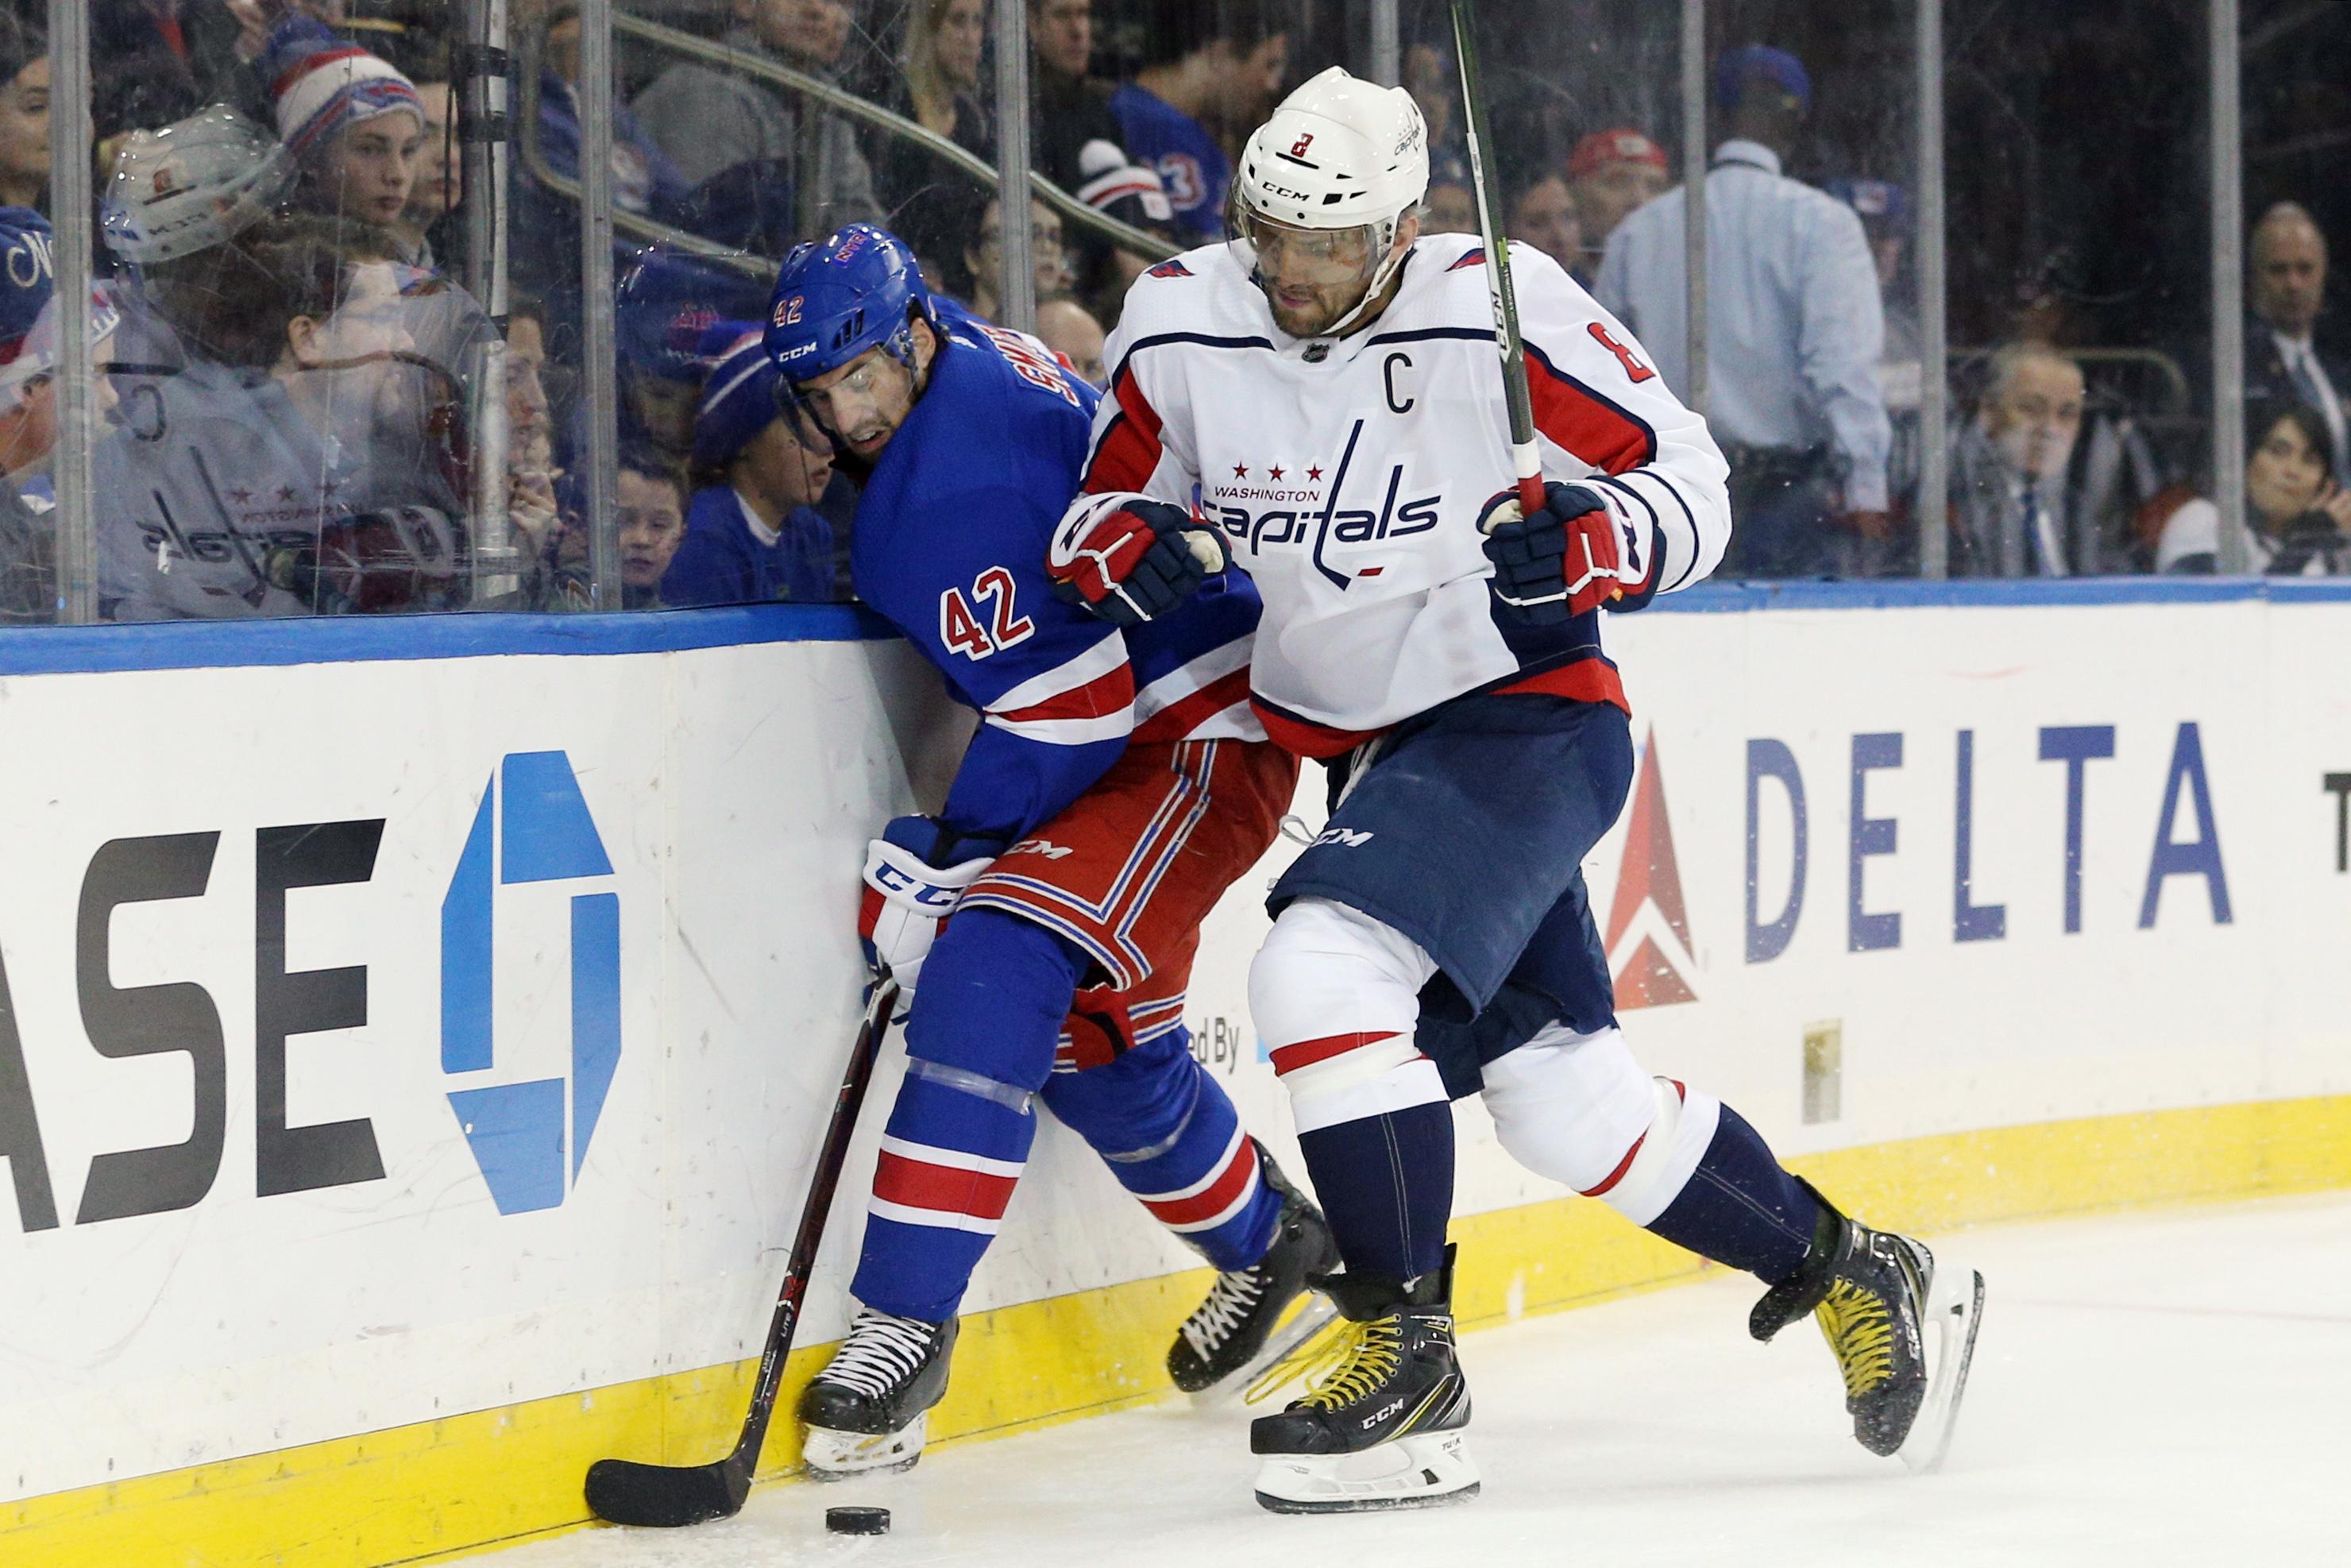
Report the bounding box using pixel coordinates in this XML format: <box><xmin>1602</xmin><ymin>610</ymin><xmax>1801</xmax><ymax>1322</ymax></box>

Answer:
<box><xmin>1898</xmin><ymin>1265</ymin><xmax>1986</xmax><ymax>1475</ymax></box>
<box><xmin>1188</xmin><ymin>1296</ymin><xmax>1341</xmax><ymax>1409</ymax></box>
<box><xmin>1252</xmin><ymin>1430</ymin><xmax>1480</xmax><ymax>1514</ymax></box>
<box><xmin>803</xmin><ymin>1413</ymin><xmax>927</xmax><ymax>1481</ymax></box>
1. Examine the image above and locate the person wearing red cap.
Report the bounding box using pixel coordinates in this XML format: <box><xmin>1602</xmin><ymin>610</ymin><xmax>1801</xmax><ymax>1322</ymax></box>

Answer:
<box><xmin>1567</xmin><ymin>128</ymin><xmax>1668</xmax><ymax>286</ymax></box>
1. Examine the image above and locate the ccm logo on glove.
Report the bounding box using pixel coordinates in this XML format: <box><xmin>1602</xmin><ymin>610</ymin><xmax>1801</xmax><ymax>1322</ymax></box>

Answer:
<box><xmin>1048</xmin><ymin>497</ymin><xmax>1230</xmax><ymax>626</ymax></box>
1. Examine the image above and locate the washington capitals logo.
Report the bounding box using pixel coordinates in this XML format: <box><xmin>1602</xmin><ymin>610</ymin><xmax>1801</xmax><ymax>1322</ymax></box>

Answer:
<box><xmin>1604</xmin><ymin>728</ymin><xmax>1697</xmax><ymax>1008</ymax></box>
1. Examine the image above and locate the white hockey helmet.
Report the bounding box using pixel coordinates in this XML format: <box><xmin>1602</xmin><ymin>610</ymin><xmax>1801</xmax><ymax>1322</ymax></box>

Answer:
<box><xmin>1230</xmin><ymin>67</ymin><xmax>1429</xmax><ymax>336</ymax></box>
<box><xmin>100</xmin><ymin>105</ymin><xmax>293</xmax><ymax>266</ymax></box>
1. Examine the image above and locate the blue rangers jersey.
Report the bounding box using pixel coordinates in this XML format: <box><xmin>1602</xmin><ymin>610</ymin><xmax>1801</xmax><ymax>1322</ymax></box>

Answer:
<box><xmin>851</xmin><ymin>299</ymin><xmax>1262</xmax><ymax>855</ymax></box>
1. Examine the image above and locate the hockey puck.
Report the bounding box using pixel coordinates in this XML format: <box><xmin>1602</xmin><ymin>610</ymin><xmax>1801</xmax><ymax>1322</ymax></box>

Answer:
<box><xmin>825</xmin><ymin>1505</ymin><xmax>891</xmax><ymax>1535</ymax></box>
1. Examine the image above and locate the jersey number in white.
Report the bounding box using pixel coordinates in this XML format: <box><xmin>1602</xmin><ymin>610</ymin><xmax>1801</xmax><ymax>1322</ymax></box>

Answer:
<box><xmin>940</xmin><ymin>567</ymin><xmax>1035</xmax><ymax>660</ymax></box>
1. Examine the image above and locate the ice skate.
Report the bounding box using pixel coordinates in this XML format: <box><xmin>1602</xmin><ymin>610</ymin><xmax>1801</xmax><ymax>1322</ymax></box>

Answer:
<box><xmin>1169</xmin><ymin>1145</ymin><xmax>1341</xmax><ymax>1397</ymax></box>
<box><xmin>799</xmin><ymin>1309</ymin><xmax>958</xmax><ymax>1480</ymax></box>
<box><xmin>1248</xmin><ymin>1246</ymin><xmax>1478</xmax><ymax>1513</ymax></box>
<box><xmin>1751</xmin><ymin>1183</ymin><xmax>1985</xmax><ymax>1472</ymax></box>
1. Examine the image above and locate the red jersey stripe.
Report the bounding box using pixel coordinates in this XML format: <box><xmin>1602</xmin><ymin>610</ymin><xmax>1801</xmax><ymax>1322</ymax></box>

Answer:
<box><xmin>1083</xmin><ymin>367</ymin><xmax>1168</xmax><ymax>493</ymax></box>
<box><xmin>1271</xmin><ymin>1030</ymin><xmax>1402</xmax><ymax>1076</ymax></box>
<box><xmin>996</xmin><ymin>661</ymin><xmax>1137</xmax><ymax>724</ymax></box>
<box><xmin>1579</xmin><ymin>1132</ymin><xmax>1647</xmax><ymax>1198</ymax></box>
<box><xmin>1490</xmin><ymin>658</ymin><xmax>1630</xmax><ymax>716</ymax></box>
<box><xmin>1141</xmin><ymin>1141</ymin><xmax>1260</xmax><ymax>1228</ymax></box>
<box><xmin>1134</xmin><ymin>665</ymin><xmax>1254</xmax><ymax>741</ymax></box>
<box><xmin>872</xmin><ymin>1151</ymin><xmax>1020</xmax><ymax>1220</ymax></box>
<box><xmin>1250</xmin><ymin>697</ymin><xmax>1385</xmax><ymax>760</ymax></box>
<box><xmin>1526</xmin><ymin>350</ymin><xmax>1654</xmax><ymax>476</ymax></box>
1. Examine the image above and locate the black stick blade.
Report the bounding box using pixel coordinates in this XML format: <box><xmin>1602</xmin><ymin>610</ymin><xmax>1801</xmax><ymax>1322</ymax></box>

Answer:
<box><xmin>584</xmin><ymin>1455</ymin><xmax>751</xmax><ymax>1527</ymax></box>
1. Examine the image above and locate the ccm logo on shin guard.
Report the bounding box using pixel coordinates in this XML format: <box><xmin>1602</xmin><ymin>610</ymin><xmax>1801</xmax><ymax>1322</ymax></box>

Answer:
<box><xmin>1309</xmin><ymin>827</ymin><xmax>1373</xmax><ymax>848</ymax></box>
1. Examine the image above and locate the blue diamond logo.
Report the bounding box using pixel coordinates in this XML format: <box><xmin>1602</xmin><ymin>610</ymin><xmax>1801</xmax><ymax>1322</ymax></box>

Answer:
<box><xmin>439</xmin><ymin>751</ymin><xmax>621</xmax><ymax>1215</ymax></box>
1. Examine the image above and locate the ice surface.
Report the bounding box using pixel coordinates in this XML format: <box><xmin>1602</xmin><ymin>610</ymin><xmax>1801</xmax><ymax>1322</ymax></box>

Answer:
<box><xmin>485</xmin><ymin>1193</ymin><xmax>2351</xmax><ymax>1567</ymax></box>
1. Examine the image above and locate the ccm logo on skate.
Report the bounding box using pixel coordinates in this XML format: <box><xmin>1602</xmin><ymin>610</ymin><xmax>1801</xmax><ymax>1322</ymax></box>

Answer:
<box><xmin>441</xmin><ymin>751</ymin><xmax>622</xmax><ymax>1215</ymax></box>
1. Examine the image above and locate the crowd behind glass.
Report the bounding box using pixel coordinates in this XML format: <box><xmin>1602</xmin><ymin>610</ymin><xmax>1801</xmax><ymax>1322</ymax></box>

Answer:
<box><xmin>0</xmin><ymin>0</ymin><xmax>2345</xmax><ymax>624</ymax></box>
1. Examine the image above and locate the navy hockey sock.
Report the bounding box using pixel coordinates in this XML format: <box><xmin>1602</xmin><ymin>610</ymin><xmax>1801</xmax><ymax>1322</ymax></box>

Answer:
<box><xmin>1296</xmin><ymin>1101</ymin><xmax>1455</xmax><ymax>1286</ymax></box>
<box><xmin>1643</xmin><ymin>1104</ymin><xmax>1822</xmax><ymax>1284</ymax></box>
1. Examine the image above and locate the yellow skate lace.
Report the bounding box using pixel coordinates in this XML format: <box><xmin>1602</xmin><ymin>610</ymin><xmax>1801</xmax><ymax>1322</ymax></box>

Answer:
<box><xmin>1814</xmin><ymin>1280</ymin><xmax>1894</xmax><ymax>1400</ymax></box>
<box><xmin>1241</xmin><ymin>1316</ymin><xmax>1403</xmax><ymax>1409</ymax></box>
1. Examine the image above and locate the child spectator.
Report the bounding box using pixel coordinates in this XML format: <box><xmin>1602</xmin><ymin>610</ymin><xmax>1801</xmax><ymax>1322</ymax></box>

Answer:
<box><xmin>258</xmin><ymin>15</ymin><xmax>427</xmax><ymax>230</ymax></box>
<box><xmin>617</xmin><ymin>450</ymin><xmax>689</xmax><ymax>608</ymax></box>
<box><xmin>1508</xmin><ymin>171</ymin><xmax>1581</xmax><ymax>274</ymax></box>
<box><xmin>1568</xmin><ymin>127</ymin><xmax>1668</xmax><ymax>284</ymax></box>
<box><xmin>662</xmin><ymin>325</ymin><xmax>836</xmax><ymax>606</ymax></box>
<box><xmin>0</xmin><ymin>16</ymin><xmax>48</xmax><ymax>214</ymax></box>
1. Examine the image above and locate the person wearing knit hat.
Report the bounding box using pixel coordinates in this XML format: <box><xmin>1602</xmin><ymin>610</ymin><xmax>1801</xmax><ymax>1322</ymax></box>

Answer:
<box><xmin>1567</xmin><ymin>126</ymin><xmax>1670</xmax><ymax>280</ymax></box>
<box><xmin>662</xmin><ymin>322</ymin><xmax>838</xmax><ymax>608</ymax></box>
<box><xmin>258</xmin><ymin>14</ymin><xmax>425</xmax><ymax>228</ymax></box>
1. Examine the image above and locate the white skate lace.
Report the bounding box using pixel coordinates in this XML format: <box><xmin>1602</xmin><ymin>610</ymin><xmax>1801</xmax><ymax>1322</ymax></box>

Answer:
<box><xmin>1180</xmin><ymin>1266</ymin><xmax>1268</xmax><ymax>1358</ymax></box>
<box><xmin>820</xmin><ymin>1311</ymin><xmax>939</xmax><ymax>1399</ymax></box>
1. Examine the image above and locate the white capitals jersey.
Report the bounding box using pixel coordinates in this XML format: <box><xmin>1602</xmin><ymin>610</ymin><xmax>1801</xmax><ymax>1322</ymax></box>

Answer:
<box><xmin>1057</xmin><ymin>232</ymin><xmax>1731</xmax><ymax>757</ymax></box>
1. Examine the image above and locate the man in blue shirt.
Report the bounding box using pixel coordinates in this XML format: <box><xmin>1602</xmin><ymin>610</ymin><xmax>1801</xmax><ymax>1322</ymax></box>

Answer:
<box><xmin>662</xmin><ymin>324</ymin><xmax>837</xmax><ymax>605</ymax></box>
<box><xmin>1109</xmin><ymin>0</ymin><xmax>1289</xmax><ymax>245</ymax></box>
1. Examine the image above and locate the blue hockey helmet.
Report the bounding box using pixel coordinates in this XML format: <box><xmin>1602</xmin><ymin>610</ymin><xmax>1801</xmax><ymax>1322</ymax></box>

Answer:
<box><xmin>763</xmin><ymin>223</ymin><xmax>939</xmax><ymax>387</ymax></box>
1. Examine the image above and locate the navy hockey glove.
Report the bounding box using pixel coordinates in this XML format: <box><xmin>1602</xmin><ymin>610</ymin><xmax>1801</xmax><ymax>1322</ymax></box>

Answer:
<box><xmin>1478</xmin><ymin>481</ymin><xmax>1654</xmax><ymax>623</ymax></box>
<box><xmin>1048</xmin><ymin>498</ymin><xmax>1230</xmax><ymax>627</ymax></box>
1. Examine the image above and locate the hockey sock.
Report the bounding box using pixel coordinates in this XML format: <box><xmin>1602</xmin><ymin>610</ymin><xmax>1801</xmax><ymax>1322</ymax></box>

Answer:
<box><xmin>851</xmin><ymin>910</ymin><xmax>1081</xmax><ymax>1323</ymax></box>
<box><xmin>1041</xmin><ymin>1029</ymin><xmax>1280</xmax><ymax>1272</ymax></box>
<box><xmin>1296</xmin><ymin>1102</ymin><xmax>1455</xmax><ymax>1284</ymax></box>
<box><xmin>1642</xmin><ymin>1103</ymin><xmax>1823</xmax><ymax>1284</ymax></box>
<box><xmin>1252</xmin><ymin>897</ymin><xmax>1455</xmax><ymax>1286</ymax></box>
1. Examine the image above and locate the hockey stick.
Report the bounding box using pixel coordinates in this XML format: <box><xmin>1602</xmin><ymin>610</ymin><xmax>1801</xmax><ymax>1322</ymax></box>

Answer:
<box><xmin>584</xmin><ymin>976</ymin><xmax>901</xmax><ymax>1527</ymax></box>
<box><xmin>1448</xmin><ymin>0</ymin><xmax>1546</xmax><ymax>519</ymax></box>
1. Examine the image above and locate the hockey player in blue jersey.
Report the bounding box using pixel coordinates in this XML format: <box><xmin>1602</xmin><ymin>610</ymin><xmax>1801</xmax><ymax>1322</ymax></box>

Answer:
<box><xmin>762</xmin><ymin>226</ymin><xmax>1335</xmax><ymax>1478</ymax></box>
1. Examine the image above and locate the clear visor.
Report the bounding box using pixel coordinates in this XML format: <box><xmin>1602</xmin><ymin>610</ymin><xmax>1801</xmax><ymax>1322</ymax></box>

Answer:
<box><xmin>1227</xmin><ymin>200</ymin><xmax>1384</xmax><ymax>293</ymax></box>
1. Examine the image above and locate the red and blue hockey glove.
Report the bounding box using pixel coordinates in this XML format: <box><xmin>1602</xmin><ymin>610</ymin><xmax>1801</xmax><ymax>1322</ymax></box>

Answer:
<box><xmin>1477</xmin><ymin>481</ymin><xmax>1655</xmax><ymax>623</ymax></box>
<box><xmin>1048</xmin><ymin>498</ymin><xmax>1230</xmax><ymax>627</ymax></box>
<box><xmin>859</xmin><ymin>816</ymin><xmax>995</xmax><ymax>1005</ymax></box>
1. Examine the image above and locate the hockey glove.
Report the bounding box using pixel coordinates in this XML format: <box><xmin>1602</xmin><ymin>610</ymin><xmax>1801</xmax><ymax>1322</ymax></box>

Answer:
<box><xmin>1048</xmin><ymin>498</ymin><xmax>1230</xmax><ymax>627</ymax></box>
<box><xmin>1478</xmin><ymin>481</ymin><xmax>1654</xmax><ymax>623</ymax></box>
<box><xmin>859</xmin><ymin>816</ymin><xmax>996</xmax><ymax>1002</ymax></box>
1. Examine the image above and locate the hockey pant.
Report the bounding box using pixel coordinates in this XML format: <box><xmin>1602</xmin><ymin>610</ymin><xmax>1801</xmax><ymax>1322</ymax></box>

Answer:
<box><xmin>1253</xmin><ymin>895</ymin><xmax>1819</xmax><ymax>1286</ymax></box>
<box><xmin>852</xmin><ymin>907</ymin><xmax>1282</xmax><ymax>1324</ymax></box>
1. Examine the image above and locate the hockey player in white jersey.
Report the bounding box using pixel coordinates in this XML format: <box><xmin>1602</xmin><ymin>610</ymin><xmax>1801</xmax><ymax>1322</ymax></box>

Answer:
<box><xmin>1048</xmin><ymin>67</ymin><xmax>1982</xmax><ymax>1513</ymax></box>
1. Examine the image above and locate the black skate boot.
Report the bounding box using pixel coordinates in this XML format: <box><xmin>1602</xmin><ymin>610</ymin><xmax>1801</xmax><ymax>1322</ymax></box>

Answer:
<box><xmin>1750</xmin><ymin>1182</ymin><xmax>1985</xmax><ymax>1472</ymax></box>
<box><xmin>798</xmin><ymin>1308</ymin><xmax>959</xmax><ymax>1480</ymax></box>
<box><xmin>1168</xmin><ymin>1145</ymin><xmax>1341</xmax><ymax>1395</ymax></box>
<box><xmin>1248</xmin><ymin>1245</ymin><xmax>1477</xmax><ymax>1513</ymax></box>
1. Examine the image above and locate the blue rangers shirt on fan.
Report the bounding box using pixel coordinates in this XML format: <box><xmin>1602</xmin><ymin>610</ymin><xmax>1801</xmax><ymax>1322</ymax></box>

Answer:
<box><xmin>851</xmin><ymin>298</ymin><xmax>1262</xmax><ymax>856</ymax></box>
<box><xmin>1107</xmin><ymin>84</ymin><xmax>1230</xmax><ymax>245</ymax></box>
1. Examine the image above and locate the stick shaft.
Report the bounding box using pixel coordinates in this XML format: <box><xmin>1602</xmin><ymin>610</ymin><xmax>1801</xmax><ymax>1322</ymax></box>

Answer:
<box><xmin>1449</xmin><ymin>0</ymin><xmax>1546</xmax><ymax>513</ymax></box>
<box><xmin>727</xmin><ymin>979</ymin><xmax>899</xmax><ymax>1470</ymax></box>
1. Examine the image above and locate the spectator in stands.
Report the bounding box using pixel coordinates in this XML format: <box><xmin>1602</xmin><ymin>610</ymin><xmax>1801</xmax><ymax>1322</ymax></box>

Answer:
<box><xmin>2245</xmin><ymin>202</ymin><xmax>2350</xmax><ymax>488</ymax></box>
<box><xmin>93</xmin><ymin>0</ymin><xmax>243</xmax><ymax>141</ymax></box>
<box><xmin>1509</xmin><ymin>171</ymin><xmax>1581</xmax><ymax>274</ymax></box>
<box><xmin>1598</xmin><ymin>46</ymin><xmax>1890</xmax><ymax>578</ymax></box>
<box><xmin>1568</xmin><ymin>128</ymin><xmax>1667</xmax><ymax>285</ymax></box>
<box><xmin>2156</xmin><ymin>406</ymin><xmax>2351</xmax><ymax>576</ymax></box>
<box><xmin>959</xmin><ymin>197</ymin><xmax>1075</xmax><ymax>323</ymax></box>
<box><xmin>1110</xmin><ymin>0</ymin><xmax>1288</xmax><ymax>247</ymax></box>
<box><xmin>258</xmin><ymin>15</ymin><xmax>426</xmax><ymax>230</ymax></box>
<box><xmin>0</xmin><ymin>210</ymin><xmax>122</xmax><ymax>616</ymax></box>
<box><xmin>1422</xmin><ymin>149</ymin><xmax>1477</xmax><ymax>238</ymax></box>
<box><xmin>1026</xmin><ymin>0</ymin><xmax>1174</xmax><ymax>315</ymax></box>
<box><xmin>616</xmin><ymin>450</ymin><xmax>689</xmax><ymax>608</ymax></box>
<box><xmin>875</xmin><ymin>0</ymin><xmax>994</xmax><ymax>271</ymax></box>
<box><xmin>662</xmin><ymin>325</ymin><xmax>836</xmax><ymax>606</ymax></box>
<box><xmin>500</xmin><ymin>295</ymin><xmax>565</xmax><ymax>566</ymax></box>
<box><xmin>1035</xmin><ymin>295</ymin><xmax>1105</xmax><ymax>388</ymax></box>
<box><xmin>1402</xmin><ymin>41</ymin><xmax>1461</xmax><ymax>162</ymax></box>
<box><xmin>392</xmin><ymin>68</ymin><xmax>461</xmax><ymax>269</ymax></box>
<box><xmin>95</xmin><ymin>218</ymin><xmax>427</xmax><ymax>618</ymax></box>
<box><xmin>1946</xmin><ymin>345</ymin><xmax>2091</xmax><ymax>576</ymax></box>
<box><xmin>612</xmin><ymin>246</ymin><xmax>772</xmax><ymax>463</ymax></box>
<box><xmin>631</xmin><ymin>0</ymin><xmax>880</xmax><ymax>238</ymax></box>
<box><xmin>0</xmin><ymin>17</ymin><xmax>47</xmax><ymax>215</ymax></box>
